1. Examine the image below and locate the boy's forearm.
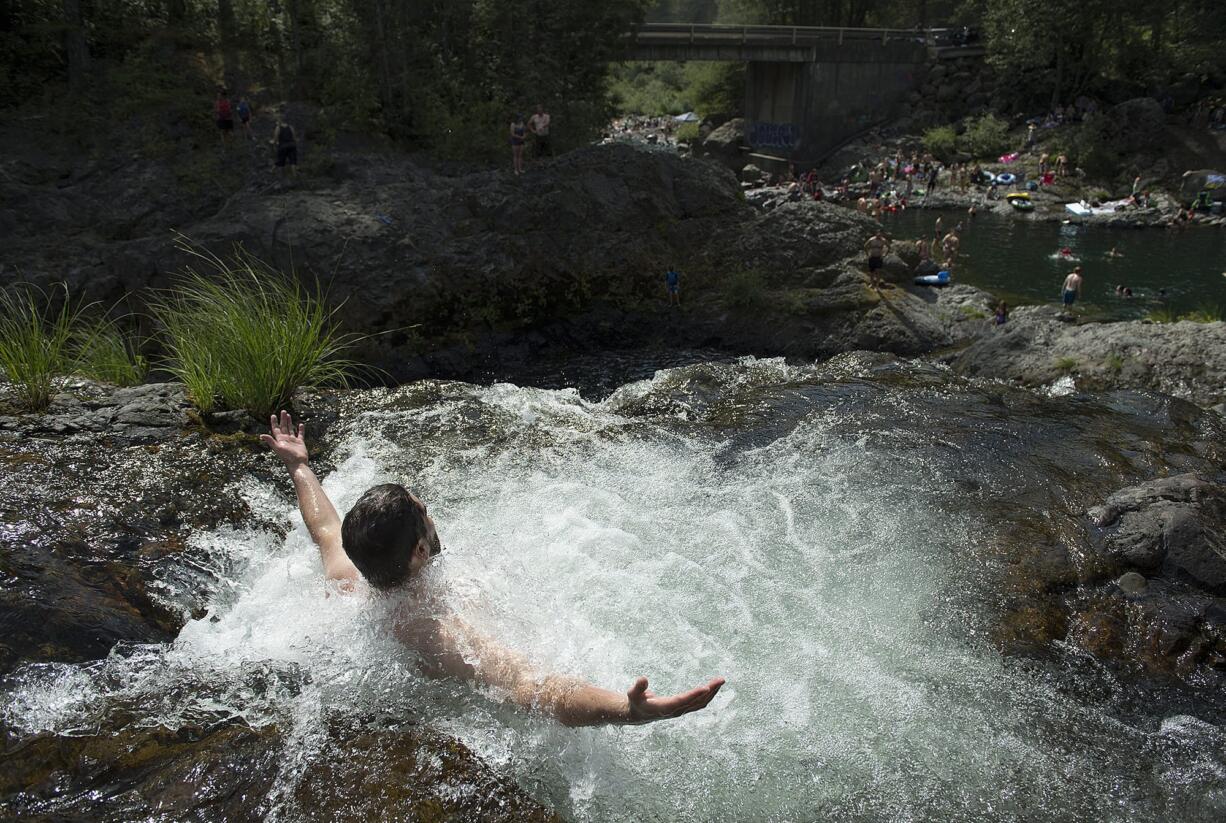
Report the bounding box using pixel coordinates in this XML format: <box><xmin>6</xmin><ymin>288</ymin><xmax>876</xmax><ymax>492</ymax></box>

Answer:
<box><xmin>286</xmin><ymin>462</ymin><xmax>342</xmax><ymax>546</ymax></box>
<box><xmin>538</xmin><ymin>677</ymin><xmax>631</xmax><ymax>727</ymax></box>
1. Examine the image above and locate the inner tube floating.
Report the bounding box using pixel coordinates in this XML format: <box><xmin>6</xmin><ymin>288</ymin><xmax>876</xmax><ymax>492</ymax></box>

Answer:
<box><xmin>1010</xmin><ymin>198</ymin><xmax>1035</xmax><ymax>211</ymax></box>
<box><xmin>1005</xmin><ymin>192</ymin><xmax>1030</xmax><ymax>200</ymax></box>
<box><xmin>995</xmin><ymin>173</ymin><xmax>1017</xmax><ymax>186</ymax></box>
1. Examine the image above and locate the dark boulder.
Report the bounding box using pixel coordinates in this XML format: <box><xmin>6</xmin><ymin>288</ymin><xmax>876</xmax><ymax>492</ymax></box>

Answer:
<box><xmin>1089</xmin><ymin>473</ymin><xmax>1226</xmax><ymax>595</ymax></box>
<box><xmin>699</xmin><ymin>117</ymin><xmax>747</xmax><ymax>172</ymax></box>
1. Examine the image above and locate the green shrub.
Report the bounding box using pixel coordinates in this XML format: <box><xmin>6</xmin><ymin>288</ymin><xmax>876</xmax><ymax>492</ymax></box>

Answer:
<box><xmin>151</xmin><ymin>244</ymin><xmax>364</xmax><ymax>416</ymax></box>
<box><xmin>961</xmin><ymin>114</ymin><xmax>1009</xmax><ymax>159</ymax></box>
<box><xmin>0</xmin><ymin>284</ymin><xmax>144</xmax><ymax>411</ymax></box>
<box><xmin>686</xmin><ymin>62</ymin><xmax>744</xmax><ymax>116</ymax></box>
<box><xmin>675</xmin><ymin>122</ymin><xmax>700</xmax><ymax>144</ymax></box>
<box><xmin>608</xmin><ymin>61</ymin><xmax>689</xmax><ymax>115</ymax></box>
<box><xmin>723</xmin><ymin>269</ymin><xmax>770</xmax><ymax>311</ymax></box>
<box><xmin>1146</xmin><ymin>307</ymin><xmax>1178</xmax><ymax>323</ymax></box>
<box><xmin>1104</xmin><ymin>353</ymin><xmax>1125</xmax><ymax>373</ymax></box>
<box><xmin>923</xmin><ymin>126</ymin><xmax>958</xmax><ymax>162</ymax></box>
<box><xmin>1069</xmin><ymin>114</ymin><xmax>1119</xmax><ymax>179</ymax></box>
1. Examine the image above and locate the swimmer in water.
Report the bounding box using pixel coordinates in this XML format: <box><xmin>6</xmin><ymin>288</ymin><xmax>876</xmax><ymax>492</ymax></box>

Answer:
<box><xmin>261</xmin><ymin>411</ymin><xmax>725</xmax><ymax>727</ymax></box>
<box><xmin>1106</xmin><ymin>246</ymin><xmax>1123</xmax><ymax>258</ymax></box>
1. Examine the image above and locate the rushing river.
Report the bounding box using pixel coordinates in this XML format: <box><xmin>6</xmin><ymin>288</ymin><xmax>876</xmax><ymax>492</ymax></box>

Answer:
<box><xmin>882</xmin><ymin>209</ymin><xmax>1226</xmax><ymax>317</ymax></box>
<box><xmin>5</xmin><ymin>357</ymin><xmax>1226</xmax><ymax>821</ymax></box>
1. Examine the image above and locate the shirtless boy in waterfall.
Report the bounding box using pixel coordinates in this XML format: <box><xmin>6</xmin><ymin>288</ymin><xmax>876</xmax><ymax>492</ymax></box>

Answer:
<box><xmin>261</xmin><ymin>410</ymin><xmax>725</xmax><ymax>726</ymax></box>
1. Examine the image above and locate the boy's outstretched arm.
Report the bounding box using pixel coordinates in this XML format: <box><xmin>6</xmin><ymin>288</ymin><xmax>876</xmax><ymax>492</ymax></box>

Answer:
<box><xmin>261</xmin><ymin>410</ymin><xmax>360</xmax><ymax>584</ymax></box>
<box><xmin>415</xmin><ymin>614</ymin><xmax>725</xmax><ymax>727</ymax></box>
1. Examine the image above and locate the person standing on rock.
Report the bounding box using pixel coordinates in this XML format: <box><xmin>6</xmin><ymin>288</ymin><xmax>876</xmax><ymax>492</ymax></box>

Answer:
<box><xmin>665</xmin><ymin>266</ymin><xmax>681</xmax><ymax>307</ymax></box>
<box><xmin>236</xmin><ymin>96</ymin><xmax>253</xmax><ymax>141</ymax></box>
<box><xmin>509</xmin><ymin>114</ymin><xmax>527</xmax><ymax>175</ymax></box>
<box><xmin>215</xmin><ymin>89</ymin><xmax>234</xmax><ymax>146</ymax></box>
<box><xmin>528</xmin><ymin>104</ymin><xmax>551</xmax><ymax>159</ymax></box>
<box><xmin>1061</xmin><ymin>266</ymin><xmax>1084</xmax><ymax>308</ymax></box>
<box><xmin>273</xmin><ymin>120</ymin><xmax>298</xmax><ymax>175</ymax></box>
<box><xmin>864</xmin><ymin>231</ymin><xmax>889</xmax><ymax>289</ymax></box>
<box><xmin>259</xmin><ymin>410</ymin><xmax>725</xmax><ymax>727</ymax></box>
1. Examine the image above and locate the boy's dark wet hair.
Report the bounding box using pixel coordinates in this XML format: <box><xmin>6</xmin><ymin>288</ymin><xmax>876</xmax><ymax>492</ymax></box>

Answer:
<box><xmin>341</xmin><ymin>483</ymin><xmax>429</xmax><ymax>589</ymax></box>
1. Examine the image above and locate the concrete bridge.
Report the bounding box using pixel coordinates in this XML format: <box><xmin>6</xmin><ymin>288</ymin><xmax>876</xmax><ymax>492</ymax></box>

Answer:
<box><xmin>624</xmin><ymin>23</ymin><xmax>978</xmax><ymax>167</ymax></box>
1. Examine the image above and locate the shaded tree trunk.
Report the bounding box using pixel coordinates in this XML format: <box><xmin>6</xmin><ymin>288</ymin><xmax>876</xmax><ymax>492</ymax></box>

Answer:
<box><xmin>63</xmin><ymin>0</ymin><xmax>89</xmax><ymax>90</ymax></box>
<box><xmin>217</xmin><ymin>0</ymin><xmax>240</xmax><ymax>91</ymax></box>
<box><xmin>1051</xmin><ymin>48</ymin><xmax>1064</xmax><ymax>109</ymax></box>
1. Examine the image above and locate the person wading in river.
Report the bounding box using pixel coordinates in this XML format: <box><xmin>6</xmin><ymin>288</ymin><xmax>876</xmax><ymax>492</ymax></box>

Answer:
<box><xmin>261</xmin><ymin>411</ymin><xmax>725</xmax><ymax>726</ymax></box>
<box><xmin>1061</xmin><ymin>266</ymin><xmax>1084</xmax><ymax>309</ymax></box>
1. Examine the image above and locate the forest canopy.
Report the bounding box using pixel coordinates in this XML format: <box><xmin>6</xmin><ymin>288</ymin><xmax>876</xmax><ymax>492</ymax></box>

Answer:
<box><xmin>3</xmin><ymin>0</ymin><xmax>1223</xmax><ymax>148</ymax></box>
<box><xmin>0</xmin><ymin>0</ymin><xmax>651</xmax><ymax>157</ymax></box>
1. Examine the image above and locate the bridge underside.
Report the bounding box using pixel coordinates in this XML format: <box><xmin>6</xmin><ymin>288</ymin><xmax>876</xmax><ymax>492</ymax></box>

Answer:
<box><xmin>623</xmin><ymin>38</ymin><xmax>929</xmax><ymax>166</ymax></box>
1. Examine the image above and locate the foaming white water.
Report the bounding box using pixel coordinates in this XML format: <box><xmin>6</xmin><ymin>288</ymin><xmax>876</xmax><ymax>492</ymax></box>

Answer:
<box><xmin>6</xmin><ymin>360</ymin><xmax>1226</xmax><ymax>821</ymax></box>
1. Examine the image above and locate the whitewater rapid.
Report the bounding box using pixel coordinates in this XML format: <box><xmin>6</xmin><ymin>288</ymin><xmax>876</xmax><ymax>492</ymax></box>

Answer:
<box><xmin>5</xmin><ymin>359</ymin><xmax>1226</xmax><ymax>821</ymax></box>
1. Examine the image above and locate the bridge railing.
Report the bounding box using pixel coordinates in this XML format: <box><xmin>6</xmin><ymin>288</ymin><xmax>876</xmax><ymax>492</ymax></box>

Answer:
<box><xmin>629</xmin><ymin>22</ymin><xmax>946</xmax><ymax>48</ymax></box>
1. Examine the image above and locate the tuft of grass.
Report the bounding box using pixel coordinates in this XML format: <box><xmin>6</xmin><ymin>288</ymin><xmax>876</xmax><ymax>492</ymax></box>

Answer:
<box><xmin>958</xmin><ymin>305</ymin><xmax>989</xmax><ymax>320</ymax></box>
<box><xmin>1179</xmin><ymin>304</ymin><xmax>1222</xmax><ymax>323</ymax></box>
<box><xmin>1054</xmin><ymin>356</ymin><xmax>1078</xmax><ymax>372</ymax></box>
<box><xmin>1147</xmin><ymin>305</ymin><xmax>1221</xmax><ymax>324</ymax></box>
<box><xmin>150</xmin><ymin>243</ymin><xmax>364</xmax><ymax>416</ymax></box>
<box><xmin>0</xmin><ymin>284</ymin><xmax>145</xmax><ymax>411</ymax></box>
<box><xmin>1104</xmin><ymin>353</ymin><xmax>1125</xmax><ymax>373</ymax></box>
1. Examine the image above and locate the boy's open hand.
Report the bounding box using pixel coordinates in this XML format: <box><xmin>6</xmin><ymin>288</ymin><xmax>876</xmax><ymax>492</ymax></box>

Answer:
<box><xmin>260</xmin><ymin>409</ymin><xmax>309</xmax><ymax>467</ymax></box>
<box><xmin>627</xmin><ymin>675</ymin><xmax>725</xmax><ymax>723</ymax></box>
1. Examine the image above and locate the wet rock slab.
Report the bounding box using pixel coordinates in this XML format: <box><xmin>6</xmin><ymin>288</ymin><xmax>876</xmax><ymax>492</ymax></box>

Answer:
<box><xmin>0</xmin><ymin>719</ymin><xmax>558</xmax><ymax>822</ymax></box>
<box><xmin>0</xmin><ymin>383</ymin><xmax>271</xmax><ymax>674</ymax></box>
<box><xmin>944</xmin><ymin>306</ymin><xmax>1226</xmax><ymax>409</ymax></box>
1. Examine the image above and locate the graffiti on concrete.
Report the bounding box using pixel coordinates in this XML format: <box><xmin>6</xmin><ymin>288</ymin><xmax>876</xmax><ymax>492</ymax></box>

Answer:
<box><xmin>749</xmin><ymin>121</ymin><xmax>800</xmax><ymax>149</ymax></box>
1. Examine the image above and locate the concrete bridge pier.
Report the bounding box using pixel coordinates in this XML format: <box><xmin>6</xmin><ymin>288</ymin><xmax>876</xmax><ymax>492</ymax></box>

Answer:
<box><xmin>745</xmin><ymin>54</ymin><xmax>924</xmax><ymax>169</ymax></box>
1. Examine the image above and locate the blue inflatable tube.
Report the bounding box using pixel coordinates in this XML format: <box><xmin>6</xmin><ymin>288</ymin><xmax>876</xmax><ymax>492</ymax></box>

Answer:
<box><xmin>914</xmin><ymin>271</ymin><xmax>951</xmax><ymax>286</ymax></box>
<box><xmin>995</xmin><ymin>172</ymin><xmax>1017</xmax><ymax>186</ymax></box>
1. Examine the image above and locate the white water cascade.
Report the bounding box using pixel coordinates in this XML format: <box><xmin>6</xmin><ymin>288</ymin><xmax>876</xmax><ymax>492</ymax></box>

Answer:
<box><xmin>6</xmin><ymin>359</ymin><xmax>1226</xmax><ymax>821</ymax></box>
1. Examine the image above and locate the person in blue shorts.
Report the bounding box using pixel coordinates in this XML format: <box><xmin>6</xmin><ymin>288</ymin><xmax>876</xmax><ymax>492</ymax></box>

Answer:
<box><xmin>236</xmin><ymin>96</ymin><xmax>253</xmax><ymax>140</ymax></box>
<box><xmin>1061</xmin><ymin>266</ymin><xmax>1083</xmax><ymax>307</ymax></box>
<box><xmin>665</xmin><ymin>266</ymin><xmax>681</xmax><ymax>306</ymax></box>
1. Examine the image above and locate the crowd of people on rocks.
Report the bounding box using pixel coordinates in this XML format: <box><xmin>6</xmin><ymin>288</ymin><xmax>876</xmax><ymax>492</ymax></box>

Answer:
<box><xmin>602</xmin><ymin>114</ymin><xmax>681</xmax><ymax>148</ymax></box>
<box><xmin>764</xmin><ymin>148</ymin><xmax>1082</xmax><ymax>220</ymax></box>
